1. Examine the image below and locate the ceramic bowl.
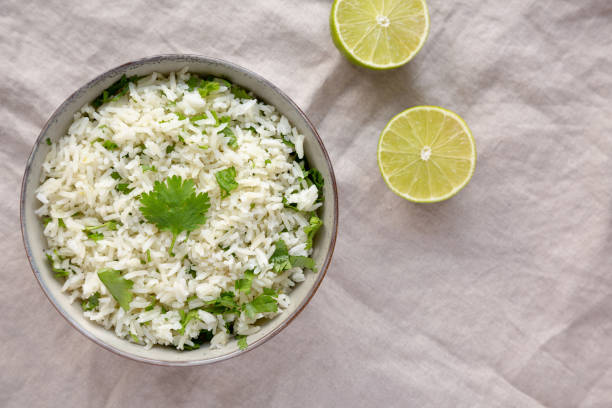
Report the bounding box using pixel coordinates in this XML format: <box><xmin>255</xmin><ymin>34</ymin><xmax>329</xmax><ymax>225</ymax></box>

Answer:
<box><xmin>20</xmin><ymin>54</ymin><xmax>338</xmax><ymax>365</ymax></box>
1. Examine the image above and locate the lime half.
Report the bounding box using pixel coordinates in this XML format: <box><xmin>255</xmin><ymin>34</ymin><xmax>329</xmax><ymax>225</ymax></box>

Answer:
<box><xmin>330</xmin><ymin>0</ymin><xmax>430</xmax><ymax>70</ymax></box>
<box><xmin>377</xmin><ymin>106</ymin><xmax>476</xmax><ymax>202</ymax></box>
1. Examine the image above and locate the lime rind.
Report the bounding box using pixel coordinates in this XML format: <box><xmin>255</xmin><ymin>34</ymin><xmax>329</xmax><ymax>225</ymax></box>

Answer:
<box><xmin>330</xmin><ymin>0</ymin><xmax>430</xmax><ymax>70</ymax></box>
<box><xmin>377</xmin><ymin>106</ymin><xmax>477</xmax><ymax>203</ymax></box>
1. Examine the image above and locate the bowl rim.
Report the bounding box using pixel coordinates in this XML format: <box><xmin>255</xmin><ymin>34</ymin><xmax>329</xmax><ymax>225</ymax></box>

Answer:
<box><xmin>20</xmin><ymin>54</ymin><xmax>339</xmax><ymax>366</ymax></box>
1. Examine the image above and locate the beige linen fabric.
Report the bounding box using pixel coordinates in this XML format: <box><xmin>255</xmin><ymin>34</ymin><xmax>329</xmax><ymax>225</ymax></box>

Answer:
<box><xmin>2</xmin><ymin>0</ymin><xmax>612</xmax><ymax>407</ymax></box>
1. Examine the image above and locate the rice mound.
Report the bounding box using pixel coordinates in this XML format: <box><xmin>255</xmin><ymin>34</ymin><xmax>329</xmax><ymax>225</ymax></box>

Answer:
<box><xmin>35</xmin><ymin>68</ymin><xmax>321</xmax><ymax>350</ymax></box>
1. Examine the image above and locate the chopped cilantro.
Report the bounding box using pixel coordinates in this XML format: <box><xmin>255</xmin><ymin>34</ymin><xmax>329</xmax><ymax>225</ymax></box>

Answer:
<box><xmin>84</xmin><ymin>220</ymin><xmax>118</xmax><ymax>231</ymax></box>
<box><xmin>146</xmin><ymin>249</ymin><xmax>151</xmax><ymax>263</ymax></box>
<box><xmin>269</xmin><ymin>239</ymin><xmax>316</xmax><ymax>273</ymax></box>
<box><xmin>265</xmin><ymin>159</ymin><xmax>271</xmax><ymax>166</ymax></box>
<box><xmin>184</xmin><ymin>329</ymin><xmax>214</xmax><ymax>350</ymax></box>
<box><xmin>139</xmin><ymin>176</ymin><xmax>211</xmax><ymax>255</ymax></box>
<box><xmin>250</xmin><ymin>203</ymin><xmax>255</xmax><ymax>209</ymax></box>
<box><xmin>198</xmin><ymin>145</ymin><xmax>209</xmax><ymax>150</ymax></box>
<box><xmin>179</xmin><ymin>309</ymin><xmax>200</xmax><ymax>334</ymax></box>
<box><xmin>304</xmin><ymin>167</ymin><xmax>324</xmax><ymax>202</ymax></box>
<box><xmin>166</xmin><ymin>144</ymin><xmax>175</xmax><ymax>154</ymax></box>
<box><xmin>189</xmin><ymin>113</ymin><xmax>208</xmax><ymax>123</ymax></box>
<box><xmin>175</xmin><ymin>112</ymin><xmax>186</xmax><ymax>121</ymax></box>
<box><xmin>243</xmin><ymin>292</ymin><xmax>278</xmax><ymax>319</ymax></box>
<box><xmin>141</xmin><ymin>164</ymin><xmax>157</xmax><ymax>172</ymax></box>
<box><xmin>45</xmin><ymin>252</ymin><xmax>69</xmax><ymax>279</ymax></box>
<box><xmin>87</xmin><ymin>231</ymin><xmax>104</xmax><ymax>241</ymax></box>
<box><xmin>92</xmin><ymin>74</ymin><xmax>141</xmax><ymax>109</ymax></box>
<box><xmin>235</xmin><ymin>269</ymin><xmax>255</xmax><ymax>294</ymax></box>
<box><xmin>130</xmin><ymin>332</ymin><xmax>139</xmax><ymax>343</ymax></box>
<box><xmin>45</xmin><ymin>138</ymin><xmax>51</xmax><ymax>146</ymax></box>
<box><xmin>282</xmin><ymin>137</ymin><xmax>295</xmax><ymax>149</ymax></box>
<box><xmin>269</xmin><ymin>239</ymin><xmax>291</xmax><ymax>273</ymax></box>
<box><xmin>231</xmin><ymin>84</ymin><xmax>252</xmax><ymax>100</ymax></box>
<box><xmin>58</xmin><ymin>218</ymin><xmax>66</xmax><ymax>228</ymax></box>
<box><xmin>178</xmin><ymin>135</ymin><xmax>185</xmax><ymax>143</ymax></box>
<box><xmin>110</xmin><ymin>171</ymin><xmax>121</xmax><ymax>180</ymax></box>
<box><xmin>211</xmin><ymin>111</ymin><xmax>219</xmax><ymax>125</ymax></box>
<box><xmin>246</xmin><ymin>126</ymin><xmax>258</xmax><ymax>133</ymax></box>
<box><xmin>222</xmin><ymin>127</ymin><xmax>238</xmax><ymax>149</ymax></box>
<box><xmin>115</xmin><ymin>183</ymin><xmax>134</xmax><ymax>195</ymax></box>
<box><xmin>102</xmin><ymin>140</ymin><xmax>119</xmax><ymax>151</ymax></box>
<box><xmin>73</xmin><ymin>211</ymin><xmax>83</xmax><ymax>217</ymax></box>
<box><xmin>282</xmin><ymin>196</ymin><xmax>299</xmax><ymax>211</ymax></box>
<box><xmin>215</xmin><ymin>167</ymin><xmax>238</xmax><ymax>198</ymax></box>
<box><xmin>198</xmin><ymin>81</ymin><xmax>220</xmax><ymax>98</ymax></box>
<box><xmin>304</xmin><ymin>215</ymin><xmax>322</xmax><ymax>249</ymax></box>
<box><xmin>97</xmin><ymin>268</ymin><xmax>134</xmax><ymax>311</ymax></box>
<box><xmin>203</xmin><ymin>291</ymin><xmax>239</xmax><ymax>314</ymax></box>
<box><xmin>186</xmin><ymin>76</ymin><xmax>201</xmax><ymax>90</ymax></box>
<box><xmin>236</xmin><ymin>335</ymin><xmax>248</xmax><ymax>350</ymax></box>
<box><xmin>216</xmin><ymin>78</ymin><xmax>231</xmax><ymax>88</ymax></box>
<box><xmin>81</xmin><ymin>292</ymin><xmax>100</xmax><ymax>311</ymax></box>
<box><xmin>43</xmin><ymin>216</ymin><xmax>52</xmax><ymax>226</ymax></box>
<box><xmin>219</xmin><ymin>115</ymin><xmax>231</xmax><ymax>124</ymax></box>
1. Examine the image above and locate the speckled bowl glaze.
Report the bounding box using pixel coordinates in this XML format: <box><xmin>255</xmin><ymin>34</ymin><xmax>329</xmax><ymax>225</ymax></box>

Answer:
<box><xmin>20</xmin><ymin>55</ymin><xmax>338</xmax><ymax>366</ymax></box>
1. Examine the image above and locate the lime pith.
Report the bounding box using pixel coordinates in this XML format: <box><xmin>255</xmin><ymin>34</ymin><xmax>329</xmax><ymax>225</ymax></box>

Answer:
<box><xmin>330</xmin><ymin>0</ymin><xmax>430</xmax><ymax>70</ymax></box>
<box><xmin>377</xmin><ymin>106</ymin><xmax>477</xmax><ymax>202</ymax></box>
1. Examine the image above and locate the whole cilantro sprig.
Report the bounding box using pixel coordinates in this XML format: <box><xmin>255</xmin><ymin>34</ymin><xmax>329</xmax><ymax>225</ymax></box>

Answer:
<box><xmin>139</xmin><ymin>176</ymin><xmax>211</xmax><ymax>255</ymax></box>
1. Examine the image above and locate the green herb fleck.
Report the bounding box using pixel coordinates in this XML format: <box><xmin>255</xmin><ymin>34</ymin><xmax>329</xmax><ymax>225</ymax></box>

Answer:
<box><xmin>81</xmin><ymin>292</ymin><xmax>100</xmax><ymax>311</ymax></box>
<box><xmin>110</xmin><ymin>171</ymin><xmax>121</xmax><ymax>180</ymax></box>
<box><xmin>235</xmin><ymin>269</ymin><xmax>255</xmax><ymax>294</ymax></box>
<box><xmin>304</xmin><ymin>215</ymin><xmax>322</xmax><ymax>250</ymax></box>
<box><xmin>269</xmin><ymin>239</ymin><xmax>316</xmax><ymax>273</ymax></box>
<box><xmin>198</xmin><ymin>81</ymin><xmax>220</xmax><ymax>98</ymax></box>
<box><xmin>43</xmin><ymin>217</ymin><xmax>52</xmax><ymax>226</ymax></box>
<box><xmin>243</xmin><ymin>291</ymin><xmax>278</xmax><ymax>319</ymax></box>
<box><xmin>215</xmin><ymin>167</ymin><xmax>238</xmax><ymax>198</ymax></box>
<box><xmin>115</xmin><ymin>183</ymin><xmax>134</xmax><ymax>195</ymax></box>
<box><xmin>236</xmin><ymin>335</ymin><xmax>248</xmax><ymax>350</ymax></box>
<box><xmin>84</xmin><ymin>220</ymin><xmax>118</xmax><ymax>231</ymax></box>
<box><xmin>141</xmin><ymin>164</ymin><xmax>157</xmax><ymax>172</ymax></box>
<box><xmin>203</xmin><ymin>291</ymin><xmax>239</xmax><ymax>314</ymax></box>
<box><xmin>231</xmin><ymin>84</ymin><xmax>252</xmax><ymax>100</ymax></box>
<box><xmin>265</xmin><ymin>159</ymin><xmax>271</xmax><ymax>166</ymax></box>
<box><xmin>92</xmin><ymin>74</ymin><xmax>141</xmax><ymax>109</ymax></box>
<box><xmin>97</xmin><ymin>268</ymin><xmax>134</xmax><ymax>311</ymax></box>
<box><xmin>222</xmin><ymin>127</ymin><xmax>238</xmax><ymax>149</ymax></box>
<box><xmin>45</xmin><ymin>252</ymin><xmax>69</xmax><ymax>279</ymax></box>
<box><xmin>166</xmin><ymin>144</ymin><xmax>175</xmax><ymax>154</ymax></box>
<box><xmin>189</xmin><ymin>112</ymin><xmax>208</xmax><ymax>123</ymax></box>
<box><xmin>139</xmin><ymin>176</ymin><xmax>211</xmax><ymax>255</ymax></box>
<box><xmin>175</xmin><ymin>112</ymin><xmax>186</xmax><ymax>121</ymax></box>
<box><xmin>198</xmin><ymin>145</ymin><xmax>209</xmax><ymax>150</ymax></box>
<box><xmin>102</xmin><ymin>140</ymin><xmax>119</xmax><ymax>151</ymax></box>
<box><xmin>179</xmin><ymin>309</ymin><xmax>200</xmax><ymax>335</ymax></box>
<box><xmin>87</xmin><ymin>231</ymin><xmax>104</xmax><ymax>241</ymax></box>
<box><xmin>146</xmin><ymin>249</ymin><xmax>151</xmax><ymax>263</ymax></box>
<box><xmin>46</xmin><ymin>138</ymin><xmax>52</xmax><ymax>146</ymax></box>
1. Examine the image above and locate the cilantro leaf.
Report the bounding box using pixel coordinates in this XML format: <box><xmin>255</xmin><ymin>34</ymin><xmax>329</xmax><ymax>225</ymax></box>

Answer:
<box><xmin>58</xmin><ymin>218</ymin><xmax>66</xmax><ymax>228</ymax></box>
<box><xmin>304</xmin><ymin>215</ymin><xmax>323</xmax><ymax>249</ymax></box>
<box><xmin>215</xmin><ymin>167</ymin><xmax>238</xmax><ymax>198</ymax></box>
<box><xmin>236</xmin><ymin>335</ymin><xmax>248</xmax><ymax>350</ymax></box>
<box><xmin>189</xmin><ymin>112</ymin><xmax>208</xmax><ymax>123</ymax></box>
<box><xmin>179</xmin><ymin>309</ymin><xmax>200</xmax><ymax>335</ymax></box>
<box><xmin>81</xmin><ymin>292</ymin><xmax>100</xmax><ymax>311</ymax></box>
<box><xmin>141</xmin><ymin>164</ymin><xmax>157</xmax><ymax>172</ymax></box>
<box><xmin>282</xmin><ymin>196</ymin><xmax>299</xmax><ymax>211</ymax></box>
<box><xmin>269</xmin><ymin>239</ymin><xmax>291</xmax><ymax>273</ymax></box>
<box><xmin>269</xmin><ymin>239</ymin><xmax>316</xmax><ymax>272</ymax></box>
<box><xmin>221</xmin><ymin>127</ymin><xmax>238</xmax><ymax>149</ymax></box>
<box><xmin>304</xmin><ymin>167</ymin><xmax>324</xmax><ymax>202</ymax></box>
<box><xmin>115</xmin><ymin>183</ymin><xmax>134</xmax><ymax>194</ymax></box>
<box><xmin>87</xmin><ymin>231</ymin><xmax>104</xmax><ymax>241</ymax></box>
<box><xmin>185</xmin><ymin>76</ymin><xmax>201</xmax><ymax>91</ymax></box>
<box><xmin>282</xmin><ymin>137</ymin><xmax>295</xmax><ymax>149</ymax></box>
<box><xmin>110</xmin><ymin>171</ymin><xmax>121</xmax><ymax>180</ymax></box>
<box><xmin>45</xmin><ymin>252</ymin><xmax>69</xmax><ymax>279</ymax></box>
<box><xmin>231</xmin><ymin>84</ymin><xmax>253</xmax><ymax>100</ymax></box>
<box><xmin>166</xmin><ymin>144</ymin><xmax>175</xmax><ymax>154</ymax></box>
<box><xmin>203</xmin><ymin>291</ymin><xmax>239</xmax><ymax>314</ymax></box>
<box><xmin>46</xmin><ymin>138</ymin><xmax>52</xmax><ymax>146</ymax></box>
<box><xmin>97</xmin><ymin>268</ymin><xmax>133</xmax><ymax>311</ymax></box>
<box><xmin>198</xmin><ymin>81</ymin><xmax>220</xmax><ymax>98</ymax></box>
<box><xmin>92</xmin><ymin>74</ymin><xmax>141</xmax><ymax>109</ymax></box>
<box><xmin>289</xmin><ymin>255</ymin><xmax>315</xmax><ymax>270</ymax></box>
<box><xmin>243</xmin><ymin>292</ymin><xmax>278</xmax><ymax>319</ymax></box>
<box><xmin>235</xmin><ymin>269</ymin><xmax>255</xmax><ymax>294</ymax></box>
<box><xmin>102</xmin><ymin>140</ymin><xmax>119</xmax><ymax>151</ymax></box>
<box><xmin>139</xmin><ymin>176</ymin><xmax>211</xmax><ymax>255</ymax></box>
<box><xmin>184</xmin><ymin>329</ymin><xmax>214</xmax><ymax>350</ymax></box>
<box><xmin>219</xmin><ymin>115</ymin><xmax>231</xmax><ymax>124</ymax></box>
<box><xmin>84</xmin><ymin>220</ymin><xmax>118</xmax><ymax>231</ymax></box>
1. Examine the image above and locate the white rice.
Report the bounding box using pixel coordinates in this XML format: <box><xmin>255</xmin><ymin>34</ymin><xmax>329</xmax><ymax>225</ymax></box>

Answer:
<box><xmin>35</xmin><ymin>69</ymin><xmax>321</xmax><ymax>350</ymax></box>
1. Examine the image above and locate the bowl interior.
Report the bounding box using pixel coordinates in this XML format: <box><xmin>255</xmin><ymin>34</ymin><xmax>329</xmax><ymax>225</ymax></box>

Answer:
<box><xmin>21</xmin><ymin>55</ymin><xmax>337</xmax><ymax>365</ymax></box>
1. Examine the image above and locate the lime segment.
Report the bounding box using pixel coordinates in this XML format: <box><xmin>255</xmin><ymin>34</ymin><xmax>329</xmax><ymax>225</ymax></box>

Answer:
<box><xmin>331</xmin><ymin>0</ymin><xmax>430</xmax><ymax>69</ymax></box>
<box><xmin>377</xmin><ymin>106</ymin><xmax>476</xmax><ymax>202</ymax></box>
